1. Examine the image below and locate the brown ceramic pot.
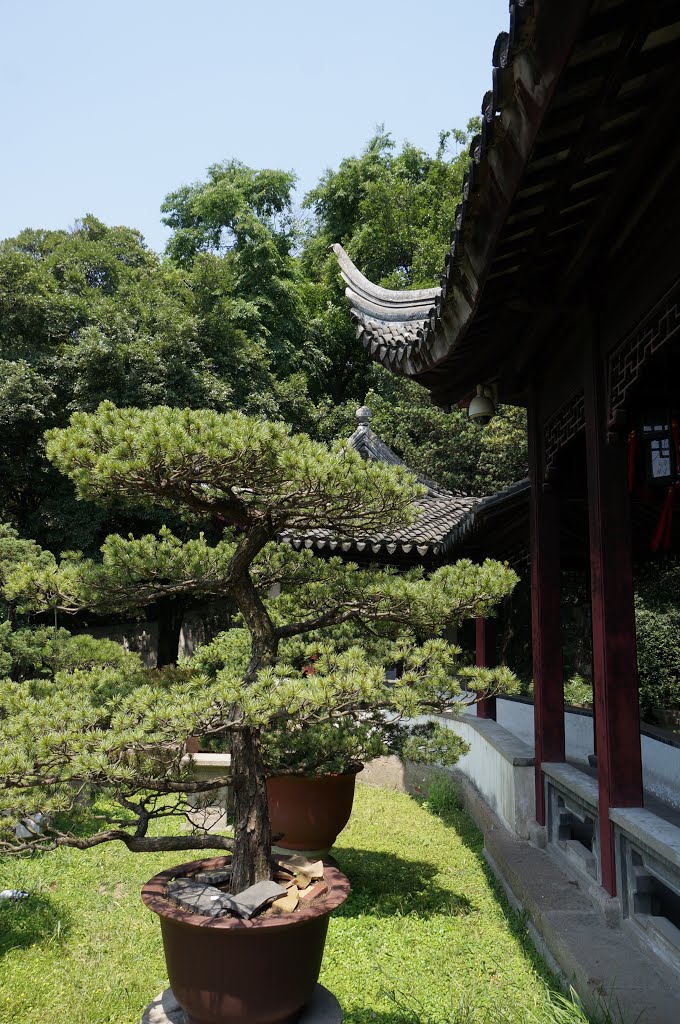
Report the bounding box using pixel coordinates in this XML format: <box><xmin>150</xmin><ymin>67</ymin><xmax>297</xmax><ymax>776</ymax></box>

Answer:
<box><xmin>266</xmin><ymin>765</ymin><xmax>361</xmax><ymax>854</ymax></box>
<box><xmin>141</xmin><ymin>856</ymin><xmax>350</xmax><ymax>1024</ymax></box>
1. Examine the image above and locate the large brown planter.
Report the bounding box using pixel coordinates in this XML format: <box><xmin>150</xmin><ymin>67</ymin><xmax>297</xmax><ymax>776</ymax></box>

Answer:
<box><xmin>141</xmin><ymin>856</ymin><xmax>350</xmax><ymax>1024</ymax></box>
<box><xmin>266</xmin><ymin>765</ymin><xmax>361</xmax><ymax>854</ymax></box>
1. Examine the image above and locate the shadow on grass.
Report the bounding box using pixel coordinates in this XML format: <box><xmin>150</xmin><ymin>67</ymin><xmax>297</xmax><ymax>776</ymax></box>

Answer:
<box><xmin>331</xmin><ymin>846</ymin><xmax>474</xmax><ymax>919</ymax></box>
<box><xmin>413</xmin><ymin>780</ymin><xmax>560</xmax><ymax>985</ymax></box>
<box><xmin>0</xmin><ymin>891</ymin><xmax>70</xmax><ymax>960</ymax></box>
<box><xmin>342</xmin><ymin>991</ymin><xmax>509</xmax><ymax>1024</ymax></box>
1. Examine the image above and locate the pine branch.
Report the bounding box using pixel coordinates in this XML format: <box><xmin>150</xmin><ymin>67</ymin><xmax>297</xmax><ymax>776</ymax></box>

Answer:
<box><xmin>0</xmin><ymin>830</ymin><xmax>234</xmax><ymax>856</ymax></box>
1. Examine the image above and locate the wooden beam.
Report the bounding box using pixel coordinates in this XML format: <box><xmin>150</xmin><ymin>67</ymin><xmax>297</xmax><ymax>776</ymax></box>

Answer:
<box><xmin>523</xmin><ymin>7</ymin><xmax>654</xmax><ymax>272</ymax></box>
<box><xmin>511</xmin><ymin>35</ymin><xmax>680</xmax><ymax>395</ymax></box>
<box><xmin>584</xmin><ymin>312</ymin><xmax>643</xmax><ymax>897</ymax></box>
<box><xmin>566</xmin><ymin>71</ymin><xmax>680</xmax><ymax>275</ymax></box>
<box><xmin>529</xmin><ymin>402</ymin><xmax>566</xmax><ymax>825</ymax></box>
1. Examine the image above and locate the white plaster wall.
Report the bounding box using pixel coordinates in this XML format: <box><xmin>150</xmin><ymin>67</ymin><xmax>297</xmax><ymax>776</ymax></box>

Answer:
<box><xmin>496</xmin><ymin>699</ymin><xmax>534</xmax><ymax>745</ymax></box>
<box><xmin>438</xmin><ymin>716</ymin><xmax>535</xmax><ymax>838</ymax></box>
<box><xmin>496</xmin><ymin>698</ymin><xmax>680</xmax><ymax>811</ymax></box>
<box><xmin>565</xmin><ymin>712</ymin><xmax>594</xmax><ymax>766</ymax></box>
<box><xmin>641</xmin><ymin>735</ymin><xmax>680</xmax><ymax>811</ymax></box>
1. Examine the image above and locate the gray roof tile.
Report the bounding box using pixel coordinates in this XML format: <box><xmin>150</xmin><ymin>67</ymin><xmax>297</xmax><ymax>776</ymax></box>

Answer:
<box><xmin>281</xmin><ymin>409</ymin><xmax>479</xmax><ymax>559</ymax></box>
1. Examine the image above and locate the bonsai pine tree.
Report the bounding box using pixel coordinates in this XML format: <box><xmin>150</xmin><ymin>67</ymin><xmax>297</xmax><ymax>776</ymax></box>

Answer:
<box><xmin>5</xmin><ymin>526</ymin><xmax>242</xmax><ymax>666</ymax></box>
<box><xmin>0</xmin><ymin>404</ymin><xmax>518</xmax><ymax>894</ymax></box>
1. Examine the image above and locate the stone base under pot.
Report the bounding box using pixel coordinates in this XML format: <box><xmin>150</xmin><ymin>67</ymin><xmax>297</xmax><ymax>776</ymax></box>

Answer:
<box><xmin>142</xmin><ymin>985</ymin><xmax>342</xmax><ymax>1024</ymax></box>
<box><xmin>271</xmin><ymin>842</ymin><xmax>331</xmax><ymax>860</ymax></box>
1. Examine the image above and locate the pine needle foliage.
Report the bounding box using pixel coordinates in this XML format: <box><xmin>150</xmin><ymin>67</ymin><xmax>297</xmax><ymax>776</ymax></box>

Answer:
<box><xmin>0</xmin><ymin>404</ymin><xmax>518</xmax><ymax>892</ymax></box>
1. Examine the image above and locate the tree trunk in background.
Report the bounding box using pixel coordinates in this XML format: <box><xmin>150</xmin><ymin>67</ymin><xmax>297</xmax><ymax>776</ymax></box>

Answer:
<box><xmin>156</xmin><ymin>599</ymin><xmax>186</xmax><ymax>667</ymax></box>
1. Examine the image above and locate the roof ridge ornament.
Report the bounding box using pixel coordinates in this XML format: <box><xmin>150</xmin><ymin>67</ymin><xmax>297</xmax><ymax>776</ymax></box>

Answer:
<box><xmin>356</xmin><ymin>405</ymin><xmax>372</xmax><ymax>426</ymax></box>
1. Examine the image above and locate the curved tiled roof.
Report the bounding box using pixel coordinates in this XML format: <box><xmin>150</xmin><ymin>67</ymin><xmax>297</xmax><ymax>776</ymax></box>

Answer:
<box><xmin>333</xmin><ymin>244</ymin><xmax>440</xmax><ymax>374</ymax></box>
<box><xmin>331</xmin><ymin>0</ymin><xmax>579</xmax><ymax>393</ymax></box>
<box><xmin>334</xmin><ymin>0</ymin><xmax>680</xmax><ymax>407</ymax></box>
<box><xmin>280</xmin><ymin>408</ymin><xmax>478</xmax><ymax>560</ymax></box>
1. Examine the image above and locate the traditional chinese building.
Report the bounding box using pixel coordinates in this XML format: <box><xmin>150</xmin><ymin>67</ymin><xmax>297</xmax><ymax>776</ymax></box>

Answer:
<box><xmin>281</xmin><ymin>405</ymin><xmax>480</xmax><ymax>565</ymax></box>
<box><xmin>335</xmin><ymin>0</ymin><xmax>680</xmax><ymax>1002</ymax></box>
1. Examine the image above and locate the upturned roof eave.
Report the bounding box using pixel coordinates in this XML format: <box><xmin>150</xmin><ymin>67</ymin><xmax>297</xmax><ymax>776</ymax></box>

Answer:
<box><xmin>333</xmin><ymin>0</ymin><xmax>594</xmax><ymax>405</ymax></box>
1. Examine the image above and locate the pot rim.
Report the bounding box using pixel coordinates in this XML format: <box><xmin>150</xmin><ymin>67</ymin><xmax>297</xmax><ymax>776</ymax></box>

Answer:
<box><xmin>141</xmin><ymin>856</ymin><xmax>350</xmax><ymax>931</ymax></box>
<box><xmin>266</xmin><ymin>762</ymin><xmax>363</xmax><ymax>781</ymax></box>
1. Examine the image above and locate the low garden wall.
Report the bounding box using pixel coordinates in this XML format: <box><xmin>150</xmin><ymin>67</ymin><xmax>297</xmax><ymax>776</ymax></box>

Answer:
<box><xmin>438</xmin><ymin>714</ymin><xmax>535</xmax><ymax>838</ymax></box>
<box><xmin>496</xmin><ymin>697</ymin><xmax>680</xmax><ymax>810</ymax></box>
<box><xmin>361</xmin><ymin>712</ymin><xmax>536</xmax><ymax>838</ymax></box>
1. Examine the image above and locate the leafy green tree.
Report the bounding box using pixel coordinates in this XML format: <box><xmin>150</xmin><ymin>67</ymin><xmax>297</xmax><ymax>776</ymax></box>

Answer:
<box><xmin>304</xmin><ymin>125</ymin><xmax>477</xmax><ymax>290</ymax></box>
<box><xmin>1</xmin><ymin>404</ymin><xmax>518</xmax><ymax>893</ymax></box>
<box><xmin>1</xmin><ymin>129</ymin><xmax>528</xmax><ymax>559</ymax></box>
<box><xmin>0</xmin><ymin>212</ymin><xmax>304</xmax><ymax>553</ymax></box>
<box><xmin>162</xmin><ymin>160</ymin><xmax>327</xmax><ymax>390</ymax></box>
<box><xmin>365</xmin><ymin>378</ymin><xmax>528</xmax><ymax>495</ymax></box>
<box><xmin>299</xmin><ymin>124</ymin><xmax>528</xmax><ymax>491</ymax></box>
<box><xmin>0</xmin><ymin>217</ymin><xmax>237</xmax><ymax>550</ymax></box>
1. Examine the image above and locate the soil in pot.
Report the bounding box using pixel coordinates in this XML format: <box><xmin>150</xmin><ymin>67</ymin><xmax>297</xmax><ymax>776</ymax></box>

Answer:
<box><xmin>141</xmin><ymin>855</ymin><xmax>350</xmax><ymax>1024</ymax></box>
<box><xmin>266</xmin><ymin>764</ymin><xmax>361</xmax><ymax>855</ymax></box>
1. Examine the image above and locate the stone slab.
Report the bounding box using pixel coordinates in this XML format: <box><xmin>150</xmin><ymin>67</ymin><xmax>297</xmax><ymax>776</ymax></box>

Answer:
<box><xmin>165</xmin><ymin>879</ymin><xmax>234</xmax><ymax>918</ymax></box>
<box><xmin>193</xmin><ymin>868</ymin><xmax>232</xmax><ymax>886</ymax></box>
<box><xmin>141</xmin><ymin>985</ymin><xmax>342</xmax><ymax>1023</ymax></box>
<box><xmin>610</xmin><ymin>806</ymin><xmax>680</xmax><ymax>872</ymax></box>
<box><xmin>542</xmin><ymin>762</ymin><xmax>599</xmax><ymax>812</ymax></box>
<box><xmin>228</xmin><ymin>879</ymin><xmax>287</xmax><ymax>919</ymax></box>
<box><xmin>478</xmin><ymin>790</ymin><xmax>680</xmax><ymax>1024</ymax></box>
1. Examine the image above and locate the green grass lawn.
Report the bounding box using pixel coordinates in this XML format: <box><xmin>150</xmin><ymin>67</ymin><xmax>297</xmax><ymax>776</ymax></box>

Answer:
<box><xmin>0</xmin><ymin>782</ymin><xmax>589</xmax><ymax>1024</ymax></box>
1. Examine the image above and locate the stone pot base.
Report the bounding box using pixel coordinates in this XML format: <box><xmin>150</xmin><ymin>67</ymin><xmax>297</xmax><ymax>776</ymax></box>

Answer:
<box><xmin>142</xmin><ymin>986</ymin><xmax>342</xmax><ymax>1024</ymax></box>
<box><xmin>271</xmin><ymin>842</ymin><xmax>331</xmax><ymax>860</ymax></box>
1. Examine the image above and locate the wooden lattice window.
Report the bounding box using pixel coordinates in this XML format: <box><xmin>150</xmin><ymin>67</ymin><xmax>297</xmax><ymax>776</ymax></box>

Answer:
<box><xmin>609</xmin><ymin>278</ymin><xmax>680</xmax><ymax>421</ymax></box>
<box><xmin>544</xmin><ymin>390</ymin><xmax>585</xmax><ymax>477</ymax></box>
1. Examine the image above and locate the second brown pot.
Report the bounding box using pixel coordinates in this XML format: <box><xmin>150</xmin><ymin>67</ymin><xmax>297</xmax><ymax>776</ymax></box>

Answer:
<box><xmin>266</xmin><ymin>764</ymin><xmax>361</xmax><ymax>854</ymax></box>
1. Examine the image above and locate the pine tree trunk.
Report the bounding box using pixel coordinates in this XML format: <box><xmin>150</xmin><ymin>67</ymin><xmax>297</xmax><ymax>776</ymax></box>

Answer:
<box><xmin>230</xmin><ymin>727</ymin><xmax>272</xmax><ymax>893</ymax></box>
<box><xmin>230</xmin><ymin>569</ymin><xmax>278</xmax><ymax>893</ymax></box>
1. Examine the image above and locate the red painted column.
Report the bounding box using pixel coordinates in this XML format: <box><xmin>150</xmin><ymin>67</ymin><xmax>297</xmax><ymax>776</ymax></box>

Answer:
<box><xmin>529</xmin><ymin>403</ymin><xmax>565</xmax><ymax>825</ymax></box>
<box><xmin>475</xmin><ymin>617</ymin><xmax>497</xmax><ymax>719</ymax></box>
<box><xmin>584</xmin><ymin>328</ymin><xmax>643</xmax><ymax>897</ymax></box>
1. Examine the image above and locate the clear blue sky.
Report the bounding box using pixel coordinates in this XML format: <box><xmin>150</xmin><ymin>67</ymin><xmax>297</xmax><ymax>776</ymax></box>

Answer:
<box><xmin>2</xmin><ymin>1</ymin><xmax>508</xmax><ymax>254</ymax></box>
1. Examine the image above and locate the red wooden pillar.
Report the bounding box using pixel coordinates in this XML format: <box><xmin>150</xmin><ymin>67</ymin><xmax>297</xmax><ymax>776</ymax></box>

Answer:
<box><xmin>476</xmin><ymin>617</ymin><xmax>497</xmax><ymax>719</ymax></box>
<box><xmin>584</xmin><ymin>328</ymin><xmax>643</xmax><ymax>897</ymax></box>
<box><xmin>529</xmin><ymin>403</ymin><xmax>565</xmax><ymax>825</ymax></box>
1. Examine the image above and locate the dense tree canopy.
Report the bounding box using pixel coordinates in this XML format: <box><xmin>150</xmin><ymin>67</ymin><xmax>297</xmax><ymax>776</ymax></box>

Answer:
<box><xmin>303</xmin><ymin>125</ymin><xmax>477</xmax><ymax>290</ymax></box>
<box><xmin>0</xmin><ymin>127</ymin><xmax>528</xmax><ymax>559</ymax></box>
<box><xmin>0</xmin><ymin>215</ymin><xmax>280</xmax><ymax>550</ymax></box>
